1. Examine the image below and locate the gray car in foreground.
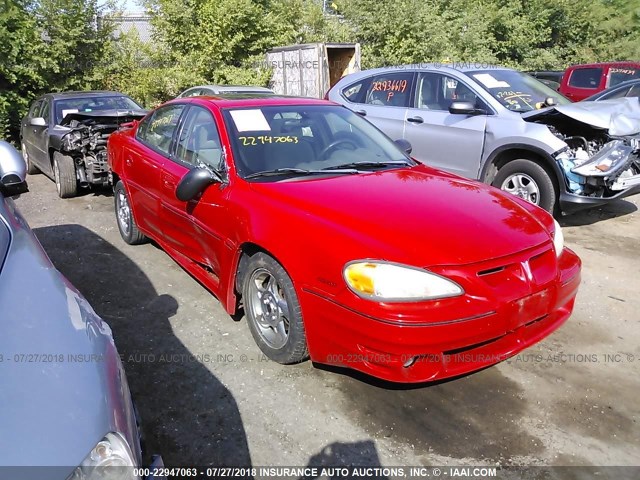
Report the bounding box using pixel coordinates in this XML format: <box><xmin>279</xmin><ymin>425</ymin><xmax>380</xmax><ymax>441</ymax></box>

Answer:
<box><xmin>327</xmin><ymin>65</ymin><xmax>640</xmax><ymax>214</ymax></box>
<box><xmin>0</xmin><ymin>141</ymin><xmax>162</xmax><ymax>479</ymax></box>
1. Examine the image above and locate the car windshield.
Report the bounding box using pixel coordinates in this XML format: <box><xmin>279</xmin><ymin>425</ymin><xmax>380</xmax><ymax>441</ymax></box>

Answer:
<box><xmin>470</xmin><ymin>70</ymin><xmax>571</xmax><ymax>112</ymax></box>
<box><xmin>222</xmin><ymin>105</ymin><xmax>412</xmax><ymax>180</ymax></box>
<box><xmin>54</xmin><ymin>96</ymin><xmax>143</xmax><ymax>125</ymax></box>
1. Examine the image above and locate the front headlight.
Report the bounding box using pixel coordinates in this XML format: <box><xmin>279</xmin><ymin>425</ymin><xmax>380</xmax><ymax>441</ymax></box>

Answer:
<box><xmin>343</xmin><ymin>261</ymin><xmax>464</xmax><ymax>301</ymax></box>
<box><xmin>67</xmin><ymin>433</ymin><xmax>138</xmax><ymax>480</ymax></box>
<box><xmin>552</xmin><ymin>219</ymin><xmax>564</xmax><ymax>258</ymax></box>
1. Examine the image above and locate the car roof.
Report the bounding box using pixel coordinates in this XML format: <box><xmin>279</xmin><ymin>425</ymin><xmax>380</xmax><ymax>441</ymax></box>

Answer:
<box><xmin>566</xmin><ymin>62</ymin><xmax>640</xmax><ymax>69</ymax></box>
<box><xmin>168</xmin><ymin>95</ymin><xmax>334</xmax><ymax>109</ymax></box>
<box><xmin>45</xmin><ymin>91</ymin><xmax>131</xmax><ymax>100</ymax></box>
<box><xmin>348</xmin><ymin>63</ymin><xmax>513</xmax><ymax>75</ymax></box>
<box><xmin>185</xmin><ymin>85</ymin><xmax>274</xmax><ymax>93</ymax></box>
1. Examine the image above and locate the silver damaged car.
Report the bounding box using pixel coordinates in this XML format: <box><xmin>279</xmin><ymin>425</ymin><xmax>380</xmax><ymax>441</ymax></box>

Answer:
<box><xmin>0</xmin><ymin>141</ymin><xmax>163</xmax><ymax>479</ymax></box>
<box><xmin>327</xmin><ymin>65</ymin><xmax>640</xmax><ymax>214</ymax></box>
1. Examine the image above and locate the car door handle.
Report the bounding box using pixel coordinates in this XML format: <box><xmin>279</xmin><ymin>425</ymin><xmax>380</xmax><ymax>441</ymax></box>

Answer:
<box><xmin>355</xmin><ymin>109</ymin><xmax>367</xmax><ymax>116</ymax></box>
<box><xmin>407</xmin><ymin>116</ymin><xmax>424</xmax><ymax>124</ymax></box>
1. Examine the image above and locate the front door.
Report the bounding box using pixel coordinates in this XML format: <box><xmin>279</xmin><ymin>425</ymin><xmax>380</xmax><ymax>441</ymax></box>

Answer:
<box><xmin>159</xmin><ymin>105</ymin><xmax>228</xmax><ymax>279</ymax></box>
<box><xmin>404</xmin><ymin>72</ymin><xmax>488</xmax><ymax>179</ymax></box>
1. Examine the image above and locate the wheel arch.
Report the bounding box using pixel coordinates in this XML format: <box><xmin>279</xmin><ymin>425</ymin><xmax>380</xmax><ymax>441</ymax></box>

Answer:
<box><xmin>481</xmin><ymin>144</ymin><xmax>565</xmax><ymax>193</ymax></box>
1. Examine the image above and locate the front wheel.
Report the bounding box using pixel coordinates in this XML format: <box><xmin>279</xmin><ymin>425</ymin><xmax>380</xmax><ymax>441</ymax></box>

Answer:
<box><xmin>114</xmin><ymin>181</ymin><xmax>147</xmax><ymax>245</ymax></box>
<box><xmin>242</xmin><ymin>253</ymin><xmax>308</xmax><ymax>364</ymax></box>
<box><xmin>492</xmin><ymin>159</ymin><xmax>556</xmax><ymax>213</ymax></box>
<box><xmin>53</xmin><ymin>151</ymin><xmax>77</xmax><ymax>198</ymax></box>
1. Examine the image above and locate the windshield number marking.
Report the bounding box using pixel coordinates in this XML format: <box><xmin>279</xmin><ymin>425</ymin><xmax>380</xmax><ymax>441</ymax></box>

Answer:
<box><xmin>239</xmin><ymin>135</ymin><xmax>299</xmax><ymax>146</ymax></box>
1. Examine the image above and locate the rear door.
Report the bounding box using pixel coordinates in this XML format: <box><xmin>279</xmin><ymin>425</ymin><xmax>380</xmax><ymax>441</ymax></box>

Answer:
<box><xmin>30</xmin><ymin>98</ymin><xmax>53</xmax><ymax>173</ymax></box>
<box><xmin>159</xmin><ymin>104</ymin><xmax>228</xmax><ymax>278</ymax></box>
<box><xmin>341</xmin><ymin>71</ymin><xmax>415</xmax><ymax>143</ymax></box>
<box><xmin>21</xmin><ymin>99</ymin><xmax>43</xmax><ymax>161</ymax></box>
<box><xmin>127</xmin><ymin>103</ymin><xmax>186</xmax><ymax>237</ymax></box>
<box><xmin>404</xmin><ymin>71</ymin><xmax>488</xmax><ymax>178</ymax></box>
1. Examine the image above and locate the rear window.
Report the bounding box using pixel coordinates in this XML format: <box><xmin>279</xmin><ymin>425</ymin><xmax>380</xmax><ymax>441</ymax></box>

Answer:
<box><xmin>609</xmin><ymin>67</ymin><xmax>640</xmax><ymax>87</ymax></box>
<box><xmin>568</xmin><ymin>68</ymin><xmax>603</xmax><ymax>89</ymax></box>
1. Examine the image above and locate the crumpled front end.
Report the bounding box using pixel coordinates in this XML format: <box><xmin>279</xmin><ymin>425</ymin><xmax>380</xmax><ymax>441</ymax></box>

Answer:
<box><xmin>555</xmin><ymin>137</ymin><xmax>640</xmax><ymax>196</ymax></box>
<box><xmin>59</xmin><ymin>110</ymin><xmax>147</xmax><ymax>187</ymax></box>
<box><xmin>524</xmin><ymin>98</ymin><xmax>640</xmax><ymax>209</ymax></box>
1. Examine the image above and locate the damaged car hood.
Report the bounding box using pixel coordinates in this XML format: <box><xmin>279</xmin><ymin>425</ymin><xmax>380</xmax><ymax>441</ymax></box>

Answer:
<box><xmin>523</xmin><ymin>97</ymin><xmax>640</xmax><ymax>136</ymax></box>
<box><xmin>60</xmin><ymin>109</ymin><xmax>148</xmax><ymax>126</ymax></box>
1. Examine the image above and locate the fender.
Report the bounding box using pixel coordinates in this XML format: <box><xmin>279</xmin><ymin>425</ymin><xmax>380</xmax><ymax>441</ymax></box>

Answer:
<box><xmin>480</xmin><ymin>143</ymin><xmax>568</xmax><ymax>191</ymax></box>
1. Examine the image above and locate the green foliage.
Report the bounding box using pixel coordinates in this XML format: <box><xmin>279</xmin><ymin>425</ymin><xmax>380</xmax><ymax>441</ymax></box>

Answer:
<box><xmin>338</xmin><ymin>0</ymin><xmax>640</xmax><ymax>70</ymax></box>
<box><xmin>0</xmin><ymin>0</ymin><xmax>46</xmax><ymax>139</ymax></box>
<box><xmin>0</xmin><ymin>0</ymin><xmax>112</xmax><ymax>142</ymax></box>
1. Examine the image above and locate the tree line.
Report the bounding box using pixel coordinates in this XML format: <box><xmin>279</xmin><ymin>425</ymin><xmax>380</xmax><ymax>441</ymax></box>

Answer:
<box><xmin>1</xmin><ymin>0</ymin><xmax>638</xmax><ymax>142</ymax></box>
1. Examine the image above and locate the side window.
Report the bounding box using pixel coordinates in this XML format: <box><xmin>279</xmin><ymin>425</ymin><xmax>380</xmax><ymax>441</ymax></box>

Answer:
<box><xmin>185</xmin><ymin>89</ymin><xmax>204</xmax><ymax>98</ymax></box>
<box><xmin>29</xmin><ymin>100</ymin><xmax>43</xmax><ymax>118</ymax></box>
<box><xmin>40</xmin><ymin>100</ymin><xmax>51</xmax><ymax>123</ymax></box>
<box><xmin>628</xmin><ymin>84</ymin><xmax>640</xmax><ymax>98</ymax></box>
<box><xmin>415</xmin><ymin>73</ymin><xmax>481</xmax><ymax>111</ymax></box>
<box><xmin>601</xmin><ymin>86</ymin><xmax>631</xmax><ymax>100</ymax></box>
<box><xmin>568</xmin><ymin>68</ymin><xmax>602</xmax><ymax>89</ymax></box>
<box><xmin>364</xmin><ymin>73</ymin><xmax>413</xmax><ymax>107</ymax></box>
<box><xmin>175</xmin><ymin>106</ymin><xmax>223</xmax><ymax>169</ymax></box>
<box><xmin>137</xmin><ymin>104</ymin><xmax>185</xmax><ymax>155</ymax></box>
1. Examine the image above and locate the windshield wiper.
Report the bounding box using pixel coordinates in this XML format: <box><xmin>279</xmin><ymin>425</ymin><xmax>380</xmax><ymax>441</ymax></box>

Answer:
<box><xmin>321</xmin><ymin>160</ymin><xmax>414</xmax><ymax>171</ymax></box>
<box><xmin>244</xmin><ymin>167</ymin><xmax>359</xmax><ymax>179</ymax></box>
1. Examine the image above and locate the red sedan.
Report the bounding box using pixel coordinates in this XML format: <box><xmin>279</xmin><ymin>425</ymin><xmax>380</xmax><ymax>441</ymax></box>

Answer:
<box><xmin>107</xmin><ymin>96</ymin><xmax>581</xmax><ymax>383</ymax></box>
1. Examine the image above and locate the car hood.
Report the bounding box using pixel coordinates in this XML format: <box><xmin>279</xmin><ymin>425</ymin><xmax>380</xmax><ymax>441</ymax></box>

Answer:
<box><xmin>522</xmin><ymin>97</ymin><xmax>640</xmax><ymax>136</ymax></box>
<box><xmin>0</xmin><ymin>203</ymin><xmax>126</xmax><ymax>474</ymax></box>
<box><xmin>250</xmin><ymin>165</ymin><xmax>552</xmax><ymax>266</ymax></box>
<box><xmin>60</xmin><ymin>109</ymin><xmax>148</xmax><ymax>126</ymax></box>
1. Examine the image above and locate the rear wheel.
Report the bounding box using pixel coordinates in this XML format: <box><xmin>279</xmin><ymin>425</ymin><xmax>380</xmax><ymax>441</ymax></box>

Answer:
<box><xmin>21</xmin><ymin>142</ymin><xmax>39</xmax><ymax>174</ymax></box>
<box><xmin>114</xmin><ymin>181</ymin><xmax>147</xmax><ymax>245</ymax></box>
<box><xmin>492</xmin><ymin>159</ymin><xmax>556</xmax><ymax>213</ymax></box>
<box><xmin>242</xmin><ymin>253</ymin><xmax>308</xmax><ymax>364</ymax></box>
<box><xmin>53</xmin><ymin>152</ymin><xmax>78</xmax><ymax>198</ymax></box>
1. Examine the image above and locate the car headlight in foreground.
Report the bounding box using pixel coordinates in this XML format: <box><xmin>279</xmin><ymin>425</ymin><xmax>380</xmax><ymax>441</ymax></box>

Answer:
<box><xmin>68</xmin><ymin>433</ymin><xmax>138</xmax><ymax>480</ymax></box>
<box><xmin>552</xmin><ymin>219</ymin><xmax>564</xmax><ymax>258</ymax></box>
<box><xmin>344</xmin><ymin>261</ymin><xmax>464</xmax><ymax>301</ymax></box>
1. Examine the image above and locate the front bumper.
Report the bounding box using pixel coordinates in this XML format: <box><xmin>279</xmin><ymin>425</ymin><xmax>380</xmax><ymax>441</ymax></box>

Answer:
<box><xmin>559</xmin><ymin>183</ymin><xmax>640</xmax><ymax>215</ymax></box>
<box><xmin>302</xmin><ymin>248</ymin><xmax>581</xmax><ymax>383</ymax></box>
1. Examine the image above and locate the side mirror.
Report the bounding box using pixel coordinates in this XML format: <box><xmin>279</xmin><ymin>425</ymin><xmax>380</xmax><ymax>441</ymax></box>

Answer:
<box><xmin>30</xmin><ymin>117</ymin><xmax>47</xmax><ymax>127</ymax></box>
<box><xmin>0</xmin><ymin>141</ymin><xmax>28</xmax><ymax>197</ymax></box>
<box><xmin>449</xmin><ymin>101</ymin><xmax>485</xmax><ymax>116</ymax></box>
<box><xmin>394</xmin><ymin>138</ymin><xmax>412</xmax><ymax>155</ymax></box>
<box><xmin>175</xmin><ymin>167</ymin><xmax>221</xmax><ymax>202</ymax></box>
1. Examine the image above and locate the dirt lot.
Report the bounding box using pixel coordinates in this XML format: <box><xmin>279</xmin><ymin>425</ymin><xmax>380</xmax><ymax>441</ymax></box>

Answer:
<box><xmin>14</xmin><ymin>174</ymin><xmax>640</xmax><ymax>471</ymax></box>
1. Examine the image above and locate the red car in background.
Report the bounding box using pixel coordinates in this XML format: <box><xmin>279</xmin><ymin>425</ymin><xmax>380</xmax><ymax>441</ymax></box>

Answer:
<box><xmin>107</xmin><ymin>95</ymin><xmax>581</xmax><ymax>383</ymax></box>
<box><xmin>559</xmin><ymin>61</ymin><xmax>640</xmax><ymax>101</ymax></box>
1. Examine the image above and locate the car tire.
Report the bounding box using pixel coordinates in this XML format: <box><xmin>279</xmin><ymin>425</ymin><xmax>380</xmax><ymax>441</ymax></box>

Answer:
<box><xmin>492</xmin><ymin>159</ymin><xmax>556</xmax><ymax>213</ymax></box>
<box><xmin>114</xmin><ymin>181</ymin><xmax>147</xmax><ymax>245</ymax></box>
<box><xmin>242</xmin><ymin>252</ymin><xmax>309</xmax><ymax>364</ymax></box>
<box><xmin>53</xmin><ymin>151</ymin><xmax>78</xmax><ymax>198</ymax></box>
<box><xmin>21</xmin><ymin>142</ymin><xmax>39</xmax><ymax>175</ymax></box>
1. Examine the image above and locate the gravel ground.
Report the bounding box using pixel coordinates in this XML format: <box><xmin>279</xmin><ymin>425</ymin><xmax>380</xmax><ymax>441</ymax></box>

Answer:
<box><xmin>14</xmin><ymin>174</ymin><xmax>640</xmax><ymax>471</ymax></box>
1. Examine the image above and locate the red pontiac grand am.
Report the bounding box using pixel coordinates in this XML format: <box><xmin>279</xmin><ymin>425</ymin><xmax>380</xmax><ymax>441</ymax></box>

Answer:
<box><xmin>107</xmin><ymin>95</ymin><xmax>581</xmax><ymax>383</ymax></box>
